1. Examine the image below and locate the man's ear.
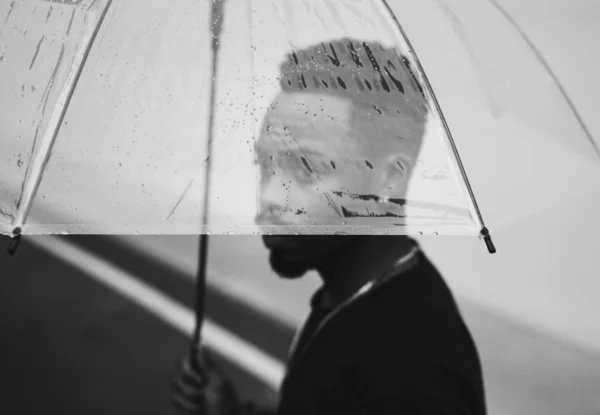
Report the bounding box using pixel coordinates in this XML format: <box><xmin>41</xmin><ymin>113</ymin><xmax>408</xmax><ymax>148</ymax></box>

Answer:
<box><xmin>378</xmin><ymin>153</ymin><xmax>413</xmax><ymax>198</ymax></box>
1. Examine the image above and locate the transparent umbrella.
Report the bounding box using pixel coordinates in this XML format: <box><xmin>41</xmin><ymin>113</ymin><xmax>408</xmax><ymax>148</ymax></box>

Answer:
<box><xmin>2</xmin><ymin>0</ymin><xmax>599</xmax><ymax>254</ymax></box>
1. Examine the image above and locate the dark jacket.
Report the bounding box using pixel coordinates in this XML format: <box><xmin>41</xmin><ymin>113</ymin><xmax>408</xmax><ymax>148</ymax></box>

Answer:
<box><xmin>276</xmin><ymin>249</ymin><xmax>487</xmax><ymax>415</ymax></box>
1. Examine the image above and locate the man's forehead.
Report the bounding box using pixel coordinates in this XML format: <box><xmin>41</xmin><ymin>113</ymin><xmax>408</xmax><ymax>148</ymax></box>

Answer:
<box><xmin>268</xmin><ymin>92</ymin><xmax>353</xmax><ymax>123</ymax></box>
<box><xmin>254</xmin><ymin>92</ymin><xmax>356</xmax><ymax>151</ymax></box>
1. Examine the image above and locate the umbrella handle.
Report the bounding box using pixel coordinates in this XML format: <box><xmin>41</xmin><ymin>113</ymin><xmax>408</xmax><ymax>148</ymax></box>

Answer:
<box><xmin>171</xmin><ymin>2</ymin><xmax>227</xmax><ymax>413</ymax></box>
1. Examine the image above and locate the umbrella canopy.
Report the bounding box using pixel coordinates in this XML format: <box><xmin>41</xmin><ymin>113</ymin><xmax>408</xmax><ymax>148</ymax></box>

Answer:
<box><xmin>1</xmin><ymin>0</ymin><xmax>599</xmax><ymax>244</ymax></box>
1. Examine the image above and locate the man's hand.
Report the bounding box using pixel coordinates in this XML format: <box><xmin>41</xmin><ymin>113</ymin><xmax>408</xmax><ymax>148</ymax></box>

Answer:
<box><xmin>171</xmin><ymin>348</ymin><xmax>245</xmax><ymax>415</ymax></box>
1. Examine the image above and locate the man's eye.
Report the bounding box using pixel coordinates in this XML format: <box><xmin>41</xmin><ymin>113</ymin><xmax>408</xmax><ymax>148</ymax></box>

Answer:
<box><xmin>290</xmin><ymin>156</ymin><xmax>320</xmax><ymax>184</ymax></box>
<box><xmin>295</xmin><ymin>166</ymin><xmax>313</xmax><ymax>179</ymax></box>
<box><xmin>282</xmin><ymin>154</ymin><xmax>311</xmax><ymax>175</ymax></box>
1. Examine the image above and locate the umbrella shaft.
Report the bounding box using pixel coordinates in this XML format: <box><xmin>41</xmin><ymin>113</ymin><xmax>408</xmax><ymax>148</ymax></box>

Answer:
<box><xmin>190</xmin><ymin>12</ymin><xmax>222</xmax><ymax>360</ymax></box>
<box><xmin>190</xmin><ymin>233</ymin><xmax>209</xmax><ymax>362</ymax></box>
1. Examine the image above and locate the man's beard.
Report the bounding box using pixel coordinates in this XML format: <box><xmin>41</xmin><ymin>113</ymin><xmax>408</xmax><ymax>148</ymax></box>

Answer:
<box><xmin>268</xmin><ymin>249</ymin><xmax>316</xmax><ymax>279</ymax></box>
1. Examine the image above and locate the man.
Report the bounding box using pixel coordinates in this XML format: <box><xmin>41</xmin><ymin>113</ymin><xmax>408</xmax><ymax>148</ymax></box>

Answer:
<box><xmin>173</xmin><ymin>38</ymin><xmax>487</xmax><ymax>415</ymax></box>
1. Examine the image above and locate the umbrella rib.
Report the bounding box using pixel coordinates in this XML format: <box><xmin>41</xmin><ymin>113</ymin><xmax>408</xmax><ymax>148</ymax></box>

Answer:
<box><xmin>377</xmin><ymin>0</ymin><xmax>493</xmax><ymax>246</ymax></box>
<box><xmin>11</xmin><ymin>0</ymin><xmax>114</xmax><ymax>234</ymax></box>
<box><xmin>166</xmin><ymin>178</ymin><xmax>195</xmax><ymax>220</ymax></box>
<box><xmin>484</xmin><ymin>0</ymin><xmax>600</xmax><ymax>162</ymax></box>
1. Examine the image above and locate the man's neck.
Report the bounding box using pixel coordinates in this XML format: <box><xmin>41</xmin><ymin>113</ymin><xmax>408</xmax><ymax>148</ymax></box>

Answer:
<box><xmin>315</xmin><ymin>235</ymin><xmax>415</xmax><ymax>307</ymax></box>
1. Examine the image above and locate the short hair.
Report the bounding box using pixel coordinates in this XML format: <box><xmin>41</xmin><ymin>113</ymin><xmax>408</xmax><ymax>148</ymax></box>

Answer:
<box><xmin>277</xmin><ymin>38</ymin><xmax>429</xmax><ymax>166</ymax></box>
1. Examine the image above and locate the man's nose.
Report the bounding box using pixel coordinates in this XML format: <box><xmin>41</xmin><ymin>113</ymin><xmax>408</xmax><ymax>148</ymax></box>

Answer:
<box><xmin>256</xmin><ymin>174</ymin><xmax>289</xmax><ymax>219</ymax></box>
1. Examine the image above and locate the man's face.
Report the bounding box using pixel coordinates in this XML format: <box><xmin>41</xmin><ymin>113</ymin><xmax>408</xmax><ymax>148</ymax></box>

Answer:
<box><xmin>254</xmin><ymin>92</ymin><xmax>381</xmax><ymax>278</ymax></box>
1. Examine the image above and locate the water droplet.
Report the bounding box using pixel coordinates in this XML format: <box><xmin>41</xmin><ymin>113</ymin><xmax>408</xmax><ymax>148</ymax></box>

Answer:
<box><xmin>433</xmin><ymin>232</ymin><xmax>439</xmax><ymax>236</ymax></box>
<box><xmin>17</xmin><ymin>159</ymin><xmax>23</xmax><ymax>168</ymax></box>
<box><xmin>59</xmin><ymin>231</ymin><xmax>69</xmax><ymax>235</ymax></box>
<box><xmin>418</xmin><ymin>231</ymin><xmax>423</xmax><ymax>235</ymax></box>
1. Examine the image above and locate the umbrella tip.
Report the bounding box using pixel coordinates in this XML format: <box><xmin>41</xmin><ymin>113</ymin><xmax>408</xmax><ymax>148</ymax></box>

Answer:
<box><xmin>480</xmin><ymin>227</ymin><xmax>496</xmax><ymax>254</ymax></box>
<box><xmin>7</xmin><ymin>227</ymin><xmax>22</xmax><ymax>256</ymax></box>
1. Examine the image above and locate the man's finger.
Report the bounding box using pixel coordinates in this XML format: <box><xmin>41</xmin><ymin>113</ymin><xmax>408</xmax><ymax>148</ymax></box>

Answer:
<box><xmin>171</xmin><ymin>391</ymin><xmax>205</xmax><ymax>414</ymax></box>
<box><xmin>177</xmin><ymin>356</ymin><xmax>211</xmax><ymax>387</ymax></box>
<box><xmin>171</xmin><ymin>376</ymin><xmax>206</xmax><ymax>404</ymax></box>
